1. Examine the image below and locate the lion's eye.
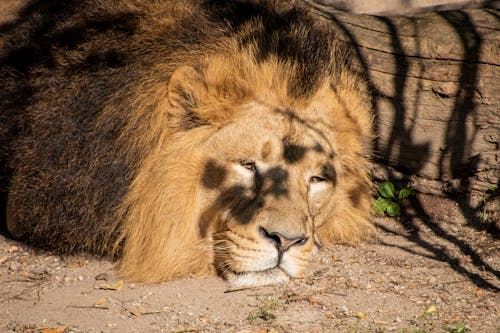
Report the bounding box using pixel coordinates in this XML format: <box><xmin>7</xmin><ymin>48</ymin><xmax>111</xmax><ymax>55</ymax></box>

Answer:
<box><xmin>240</xmin><ymin>160</ymin><xmax>257</xmax><ymax>172</ymax></box>
<box><xmin>310</xmin><ymin>175</ymin><xmax>327</xmax><ymax>183</ymax></box>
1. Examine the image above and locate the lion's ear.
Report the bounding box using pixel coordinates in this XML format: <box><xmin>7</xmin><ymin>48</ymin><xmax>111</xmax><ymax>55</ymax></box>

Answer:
<box><xmin>168</xmin><ymin>66</ymin><xmax>208</xmax><ymax>111</ymax></box>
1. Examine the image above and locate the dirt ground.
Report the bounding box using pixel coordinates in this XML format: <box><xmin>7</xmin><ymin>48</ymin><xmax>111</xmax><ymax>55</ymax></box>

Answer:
<box><xmin>0</xmin><ymin>193</ymin><xmax>498</xmax><ymax>333</ymax></box>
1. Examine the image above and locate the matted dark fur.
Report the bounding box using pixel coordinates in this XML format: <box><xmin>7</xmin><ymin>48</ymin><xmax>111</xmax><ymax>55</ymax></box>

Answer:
<box><xmin>0</xmin><ymin>0</ymin><xmax>374</xmax><ymax>285</ymax></box>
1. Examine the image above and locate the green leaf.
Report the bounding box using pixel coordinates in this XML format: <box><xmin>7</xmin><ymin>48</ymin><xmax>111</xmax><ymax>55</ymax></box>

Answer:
<box><xmin>398</xmin><ymin>187</ymin><xmax>415</xmax><ymax>201</ymax></box>
<box><xmin>486</xmin><ymin>186</ymin><xmax>498</xmax><ymax>196</ymax></box>
<box><xmin>386</xmin><ymin>201</ymin><xmax>400</xmax><ymax>217</ymax></box>
<box><xmin>379</xmin><ymin>181</ymin><xmax>396</xmax><ymax>199</ymax></box>
<box><xmin>372</xmin><ymin>197</ymin><xmax>390</xmax><ymax>215</ymax></box>
<box><xmin>444</xmin><ymin>323</ymin><xmax>469</xmax><ymax>333</ymax></box>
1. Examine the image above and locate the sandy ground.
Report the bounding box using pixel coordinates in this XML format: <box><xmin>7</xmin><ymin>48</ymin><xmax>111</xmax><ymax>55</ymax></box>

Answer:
<box><xmin>0</xmin><ymin>193</ymin><xmax>498</xmax><ymax>333</ymax></box>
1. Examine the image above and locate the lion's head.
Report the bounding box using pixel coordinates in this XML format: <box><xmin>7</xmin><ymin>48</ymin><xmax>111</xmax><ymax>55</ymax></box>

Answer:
<box><xmin>118</xmin><ymin>40</ymin><xmax>374</xmax><ymax>287</ymax></box>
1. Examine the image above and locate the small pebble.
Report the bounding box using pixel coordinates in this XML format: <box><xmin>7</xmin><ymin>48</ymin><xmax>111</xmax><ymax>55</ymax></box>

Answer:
<box><xmin>8</xmin><ymin>262</ymin><xmax>20</xmax><ymax>271</ymax></box>
<box><xmin>95</xmin><ymin>272</ymin><xmax>109</xmax><ymax>281</ymax></box>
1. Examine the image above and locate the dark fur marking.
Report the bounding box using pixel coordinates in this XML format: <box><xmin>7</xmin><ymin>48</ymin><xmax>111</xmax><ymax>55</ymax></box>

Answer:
<box><xmin>348</xmin><ymin>185</ymin><xmax>365</xmax><ymax>209</ymax></box>
<box><xmin>202</xmin><ymin>159</ymin><xmax>227</xmax><ymax>189</ymax></box>
<box><xmin>322</xmin><ymin>163</ymin><xmax>337</xmax><ymax>187</ymax></box>
<box><xmin>313</xmin><ymin>143</ymin><xmax>324</xmax><ymax>153</ymax></box>
<box><xmin>283</xmin><ymin>140</ymin><xmax>307</xmax><ymax>164</ymax></box>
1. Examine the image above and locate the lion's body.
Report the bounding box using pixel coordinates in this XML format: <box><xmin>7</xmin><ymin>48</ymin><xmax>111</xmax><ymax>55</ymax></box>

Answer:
<box><xmin>0</xmin><ymin>0</ymin><xmax>374</xmax><ymax>286</ymax></box>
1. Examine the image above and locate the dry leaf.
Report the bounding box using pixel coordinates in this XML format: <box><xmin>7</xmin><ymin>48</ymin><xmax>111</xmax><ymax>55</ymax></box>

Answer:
<box><xmin>307</xmin><ymin>296</ymin><xmax>325</xmax><ymax>306</ymax></box>
<box><xmin>130</xmin><ymin>306</ymin><xmax>146</xmax><ymax>316</ymax></box>
<box><xmin>94</xmin><ymin>272</ymin><xmax>109</xmax><ymax>281</ymax></box>
<box><xmin>355</xmin><ymin>312</ymin><xmax>367</xmax><ymax>318</ymax></box>
<box><xmin>475</xmin><ymin>289</ymin><xmax>484</xmax><ymax>296</ymax></box>
<box><xmin>345</xmin><ymin>279</ymin><xmax>360</xmax><ymax>288</ymax></box>
<box><xmin>94</xmin><ymin>298</ymin><xmax>107</xmax><ymax>306</ymax></box>
<box><xmin>99</xmin><ymin>280</ymin><xmax>123</xmax><ymax>290</ymax></box>
<box><xmin>323</xmin><ymin>310</ymin><xmax>335</xmax><ymax>319</ymax></box>
<box><xmin>41</xmin><ymin>326</ymin><xmax>68</xmax><ymax>333</ymax></box>
<box><xmin>66</xmin><ymin>260</ymin><xmax>85</xmax><ymax>268</ymax></box>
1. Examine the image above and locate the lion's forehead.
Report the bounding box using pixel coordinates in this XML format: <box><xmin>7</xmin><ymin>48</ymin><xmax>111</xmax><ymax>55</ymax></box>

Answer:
<box><xmin>210</xmin><ymin>106</ymin><xmax>336</xmax><ymax>163</ymax></box>
<box><xmin>214</xmin><ymin>130</ymin><xmax>332</xmax><ymax>171</ymax></box>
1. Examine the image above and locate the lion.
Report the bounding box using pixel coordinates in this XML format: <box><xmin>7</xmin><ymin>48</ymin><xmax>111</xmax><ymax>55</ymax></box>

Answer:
<box><xmin>0</xmin><ymin>0</ymin><xmax>374</xmax><ymax>287</ymax></box>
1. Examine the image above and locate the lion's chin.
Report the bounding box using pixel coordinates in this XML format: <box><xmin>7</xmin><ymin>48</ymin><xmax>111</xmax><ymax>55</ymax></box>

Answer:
<box><xmin>225</xmin><ymin>267</ymin><xmax>292</xmax><ymax>288</ymax></box>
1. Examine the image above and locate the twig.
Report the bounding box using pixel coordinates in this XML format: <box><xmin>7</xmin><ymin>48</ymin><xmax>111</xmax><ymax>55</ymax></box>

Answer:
<box><xmin>67</xmin><ymin>305</ymin><xmax>110</xmax><ymax>310</ymax></box>
<box><xmin>140</xmin><ymin>310</ymin><xmax>162</xmax><ymax>315</ymax></box>
<box><xmin>224</xmin><ymin>286</ymin><xmax>262</xmax><ymax>293</ymax></box>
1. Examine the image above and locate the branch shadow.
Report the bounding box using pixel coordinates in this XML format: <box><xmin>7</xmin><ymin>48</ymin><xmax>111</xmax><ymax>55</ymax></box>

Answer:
<box><xmin>436</xmin><ymin>9</ymin><xmax>499</xmax><ymax>236</ymax></box>
<box><xmin>304</xmin><ymin>1</ymin><xmax>499</xmax><ymax>290</ymax></box>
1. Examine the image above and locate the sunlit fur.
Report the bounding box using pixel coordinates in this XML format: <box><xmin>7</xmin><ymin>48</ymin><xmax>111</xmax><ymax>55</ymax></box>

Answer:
<box><xmin>1</xmin><ymin>0</ymin><xmax>375</xmax><ymax>286</ymax></box>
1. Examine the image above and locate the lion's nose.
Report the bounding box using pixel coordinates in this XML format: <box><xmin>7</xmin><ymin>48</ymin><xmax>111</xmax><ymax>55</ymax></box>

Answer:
<box><xmin>259</xmin><ymin>227</ymin><xmax>308</xmax><ymax>254</ymax></box>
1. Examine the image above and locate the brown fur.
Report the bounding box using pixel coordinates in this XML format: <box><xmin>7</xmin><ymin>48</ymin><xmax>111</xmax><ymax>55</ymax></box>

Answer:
<box><xmin>0</xmin><ymin>0</ymin><xmax>375</xmax><ymax>285</ymax></box>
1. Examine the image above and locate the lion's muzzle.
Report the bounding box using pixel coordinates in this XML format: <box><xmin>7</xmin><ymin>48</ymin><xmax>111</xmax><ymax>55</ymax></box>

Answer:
<box><xmin>217</xmin><ymin>220</ymin><xmax>314</xmax><ymax>287</ymax></box>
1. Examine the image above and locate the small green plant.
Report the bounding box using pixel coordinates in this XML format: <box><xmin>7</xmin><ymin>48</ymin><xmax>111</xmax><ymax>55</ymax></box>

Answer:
<box><xmin>247</xmin><ymin>306</ymin><xmax>276</xmax><ymax>323</ymax></box>
<box><xmin>373</xmin><ymin>181</ymin><xmax>415</xmax><ymax>217</ymax></box>
<box><xmin>246</xmin><ymin>295</ymin><xmax>280</xmax><ymax>324</ymax></box>
<box><xmin>444</xmin><ymin>323</ymin><xmax>469</xmax><ymax>333</ymax></box>
<box><xmin>420</xmin><ymin>305</ymin><xmax>436</xmax><ymax>320</ymax></box>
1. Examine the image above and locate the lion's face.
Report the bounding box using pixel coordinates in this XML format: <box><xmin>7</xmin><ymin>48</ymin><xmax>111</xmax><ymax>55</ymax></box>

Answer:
<box><xmin>120</xmin><ymin>56</ymin><xmax>373</xmax><ymax>286</ymax></box>
<box><xmin>197</xmin><ymin>103</ymin><xmax>341</xmax><ymax>287</ymax></box>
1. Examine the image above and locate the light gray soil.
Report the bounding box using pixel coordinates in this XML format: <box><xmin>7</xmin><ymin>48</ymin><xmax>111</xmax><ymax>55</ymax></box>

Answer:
<box><xmin>0</xmin><ymin>194</ymin><xmax>498</xmax><ymax>333</ymax></box>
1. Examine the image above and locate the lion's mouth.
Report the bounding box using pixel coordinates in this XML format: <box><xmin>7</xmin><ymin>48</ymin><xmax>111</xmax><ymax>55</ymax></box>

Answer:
<box><xmin>225</xmin><ymin>266</ymin><xmax>292</xmax><ymax>288</ymax></box>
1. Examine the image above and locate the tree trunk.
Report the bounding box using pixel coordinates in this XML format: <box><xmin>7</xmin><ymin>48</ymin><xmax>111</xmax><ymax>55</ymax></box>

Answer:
<box><xmin>304</xmin><ymin>2</ymin><xmax>499</xmax><ymax>200</ymax></box>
